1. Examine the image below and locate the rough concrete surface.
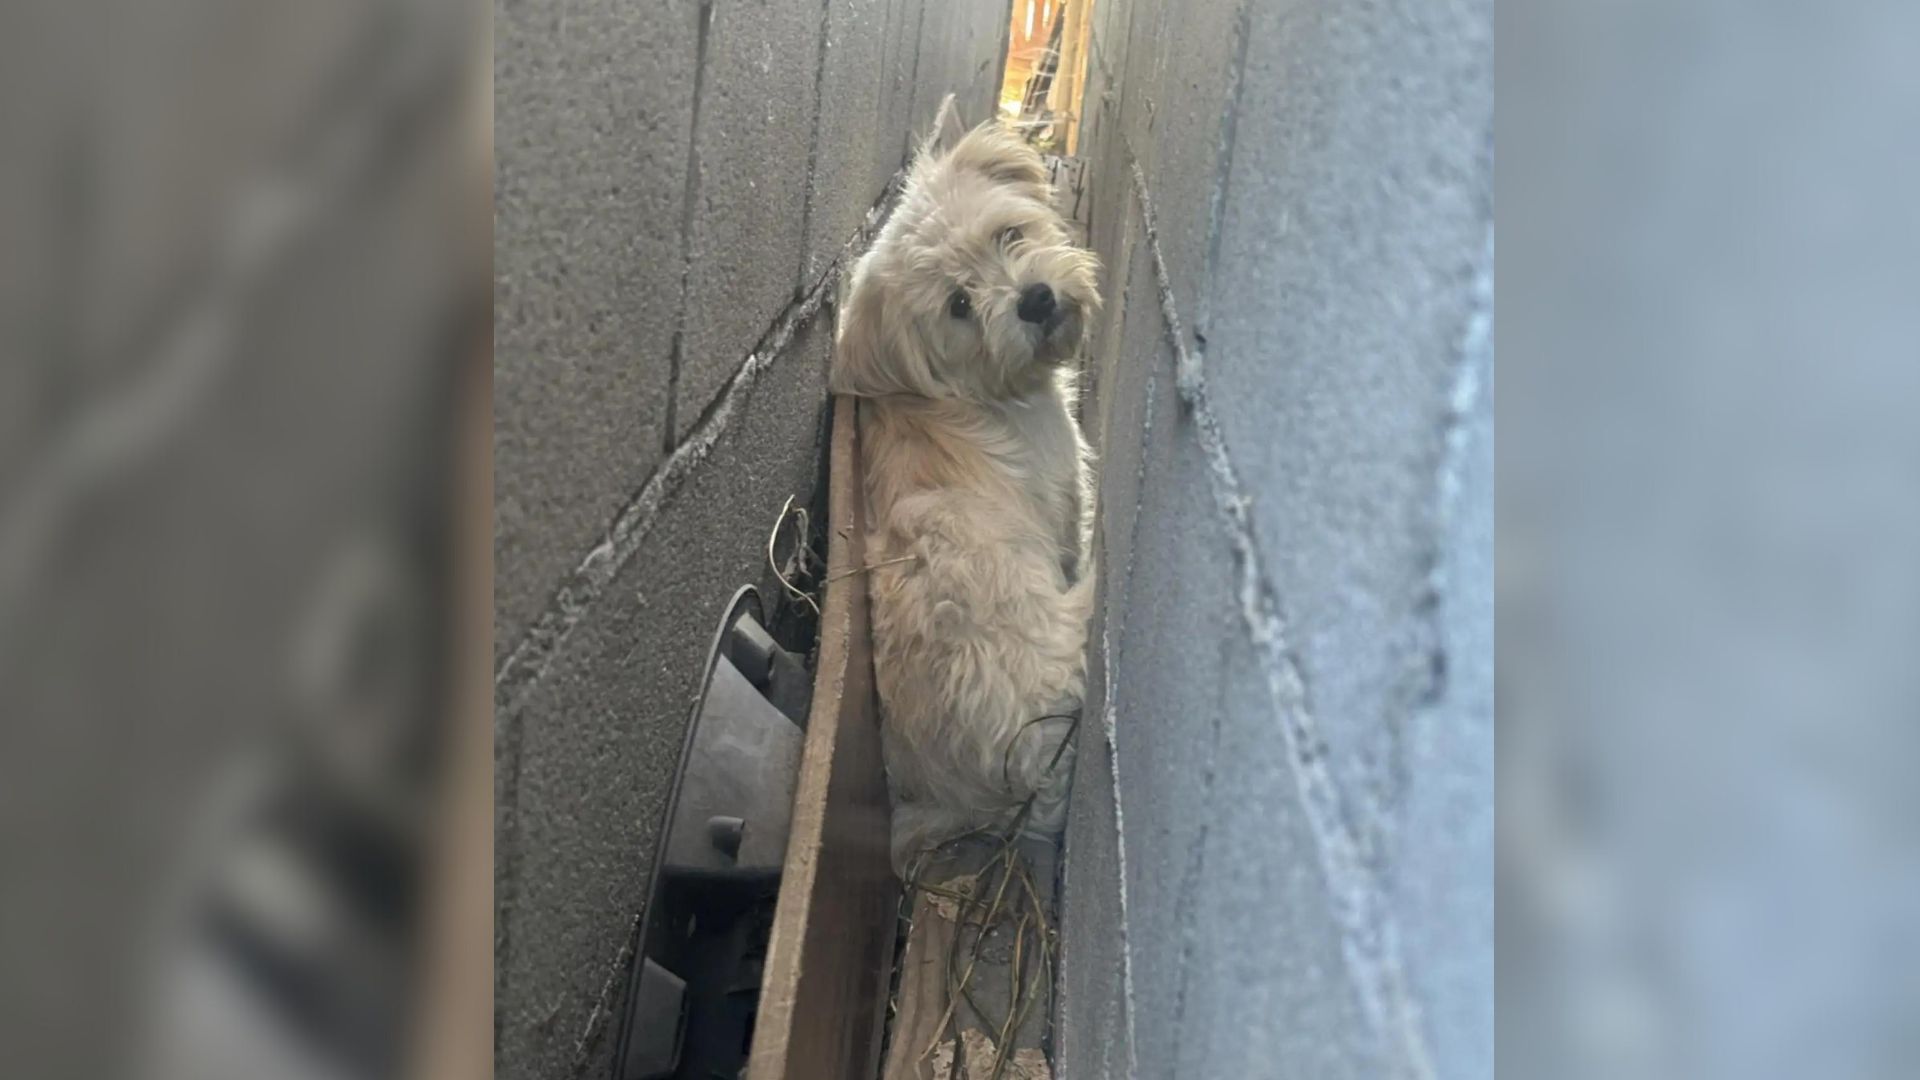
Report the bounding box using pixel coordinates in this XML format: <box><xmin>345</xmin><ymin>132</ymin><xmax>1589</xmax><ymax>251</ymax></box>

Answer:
<box><xmin>492</xmin><ymin>2</ymin><xmax>1014</xmax><ymax>1075</ymax></box>
<box><xmin>802</xmin><ymin>0</ymin><xmax>898</xmax><ymax>285</ymax></box>
<box><xmin>1059</xmin><ymin>0</ymin><xmax>1494</xmax><ymax>1078</ymax></box>
<box><xmin>493</xmin><ymin>0</ymin><xmax>699</xmax><ymax>658</ymax></box>
<box><xmin>905</xmin><ymin>0</ymin><xmax>1005</xmax><ymax>136</ymax></box>
<box><xmin>669</xmin><ymin>0</ymin><xmax>826</xmax><ymax>441</ymax></box>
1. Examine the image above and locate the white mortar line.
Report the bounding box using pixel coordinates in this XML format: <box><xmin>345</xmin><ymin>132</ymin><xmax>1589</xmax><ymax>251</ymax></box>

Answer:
<box><xmin>565</xmin><ymin>912</ymin><xmax>641</xmax><ymax>1077</ymax></box>
<box><xmin>1437</xmin><ymin>225</ymin><xmax>1494</xmax><ymax>530</ymax></box>
<box><xmin>1099</xmin><ymin>618</ymin><xmax>1143</xmax><ymax>1080</ymax></box>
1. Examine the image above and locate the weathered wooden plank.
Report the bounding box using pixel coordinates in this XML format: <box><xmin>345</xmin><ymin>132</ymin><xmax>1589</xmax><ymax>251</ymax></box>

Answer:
<box><xmin>749</xmin><ymin>396</ymin><xmax>898</xmax><ymax>1080</ymax></box>
<box><xmin>882</xmin><ymin>890</ymin><xmax>958</xmax><ymax>1080</ymax></box>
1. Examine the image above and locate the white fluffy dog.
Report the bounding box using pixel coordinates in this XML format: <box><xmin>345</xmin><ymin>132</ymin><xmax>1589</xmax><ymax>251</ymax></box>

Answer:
<box><xmin>831</xmin><ymin>119</ymin><xmax>1101</xmax><ymax>872</ymax></box>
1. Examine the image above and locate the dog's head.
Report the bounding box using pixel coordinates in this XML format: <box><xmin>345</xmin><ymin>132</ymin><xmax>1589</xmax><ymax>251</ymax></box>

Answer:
<box><xmin>832</xmin><ymin>122</ymin><xmax>1100</xmax><ymax>401</ymax></box>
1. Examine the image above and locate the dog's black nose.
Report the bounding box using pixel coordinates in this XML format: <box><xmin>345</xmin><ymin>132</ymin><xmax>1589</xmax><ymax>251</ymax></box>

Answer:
<box><xmin>1017</xmin><ymin>283</ymin><xmax>1057</xmax><ymax>325</ymax></box>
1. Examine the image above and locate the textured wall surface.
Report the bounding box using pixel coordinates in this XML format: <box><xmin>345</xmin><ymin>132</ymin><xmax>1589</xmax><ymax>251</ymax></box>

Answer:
<box><xmin>491</xmin><ymin>1</ymin><xmax>1008</xmax><ymax>1075</ymax></box>
<box><xmin>1057</xmin><ymin>0</ymin><xmax>1494</xmax><ymax>1078</ymax></box>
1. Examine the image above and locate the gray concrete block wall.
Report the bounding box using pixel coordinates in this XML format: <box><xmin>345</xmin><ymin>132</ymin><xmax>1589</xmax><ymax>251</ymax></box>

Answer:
<box><xmin>497</xmin><ymin>326</ymin><xmax>834</xmax><ymax>1080</ymax></box>
<box><xmin>803</xmin><ymin>0</ymin><xmax>899</xmax><ymax>284</ymax></box>
<box><xmin>491</xmin><ymin>1</ymin><xmax>1013</xmax><ymax>1075</ymax></box>
<box><xmin>669</xmin><ymin>0</ymin><xmax>825</xmax><ymax>438</ymax></box>
<box><xmin>1060</xmin><ymin>0</ymin><xmax>1493</xmax><ymax>1078</ymax></box>
<box><xmin>493</xmin><ymin>0</ymin><xmax>699</xmax><ymax>658</ymax></box>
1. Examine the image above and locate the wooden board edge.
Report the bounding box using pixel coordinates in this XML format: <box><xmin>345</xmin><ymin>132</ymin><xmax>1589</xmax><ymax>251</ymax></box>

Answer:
<box><xmin>748</xmin><ymin>396</ymin><xmax>898</xmax><ymax>1079</ymax></box>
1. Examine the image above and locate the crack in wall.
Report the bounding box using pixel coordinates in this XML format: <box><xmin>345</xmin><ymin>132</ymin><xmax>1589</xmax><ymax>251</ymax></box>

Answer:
<box><xmin>1124</xmin><ymin>154</ymin><xmax>1441</xmax><ymax>1080</ymax></box>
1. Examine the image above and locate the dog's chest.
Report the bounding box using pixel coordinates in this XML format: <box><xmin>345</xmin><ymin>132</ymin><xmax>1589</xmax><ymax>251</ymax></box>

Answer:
<box><xmin>994</xmin><ymin>394</ymin><xmax>1080</xmax><ymax>529</ymax></box>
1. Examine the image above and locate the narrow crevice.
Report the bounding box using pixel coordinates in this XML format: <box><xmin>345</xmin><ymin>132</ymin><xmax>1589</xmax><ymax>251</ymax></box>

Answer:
<box><xmin>664</xmin><ymin>0</ymin><xmax>717</xmax><ymax>451</ymax></box>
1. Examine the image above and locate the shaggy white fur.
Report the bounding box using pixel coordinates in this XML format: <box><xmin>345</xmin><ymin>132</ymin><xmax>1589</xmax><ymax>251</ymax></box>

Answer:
<box><xmin>831</xmin><ymin>120</ymin><xmax>1101</xmax><ymax>872</ymax></box>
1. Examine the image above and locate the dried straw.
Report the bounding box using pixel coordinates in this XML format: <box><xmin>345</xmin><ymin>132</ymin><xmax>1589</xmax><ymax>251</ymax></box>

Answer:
<box><xmin>901</xmin><ymin>713</ymin><xmax>1082</xmax><ymax>1080</ymax></box>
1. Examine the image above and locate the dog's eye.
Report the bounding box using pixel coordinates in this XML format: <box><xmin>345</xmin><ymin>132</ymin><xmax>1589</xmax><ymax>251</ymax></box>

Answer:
<box><xmin>947</xmin><ymin>289</ymin><xmax>972</xmax><ymax>320</ymax></box>
<box><xmin>999</xmin><ymin>226</ymin><xmax>1024</xmax><ymax>247</ymax></box>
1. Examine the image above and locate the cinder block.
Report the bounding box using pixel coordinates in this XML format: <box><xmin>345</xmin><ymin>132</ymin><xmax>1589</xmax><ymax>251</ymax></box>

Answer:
<box><xmin>496</xmin><ymin>325</ymin><xmax>834</xmax><ymax>1080</ymax></box>
<box><xmin>1089</xmin><ymin>0</ymin><xmax>1131</xmax><ymax>83</ymax></box>
<box><xmin>1101</xmin><ymin>384</ymin><xmax>1234</xmax><ymax>1080</ymax></box>
<box><xmin>903</xmin><ymin>0</ymin><xmax>953</xmax><ymax>137</ymax></box>
<box><xmin>876</xmin><ymin>0</ymin><xmax>929</xmax><ymax>179</ymax></box>
<box><xmin>801</xmin><ymin>0</ymin><xmax>896</xmax><ymax>285</ymax></box>
<box><xmin>1115</xmin><ymin>0</ymin><xmax>1169</xmax><ymax>167</ymax></box>
<box><xmin>1197</xmin><ymin>0</ymin><xmax>1492</xmax><ymax>855</ymax></box>
<box><xmin>1100</xmin><ymin>388</ymin><xmax>1385</xmax><ymax>1080</ymax></box>
<box><xmin>1054</xmin><ymin>598</ymin><xmax>1133</xmax><ymax>1080</ymax></box>
<box><xmin>1139</xmin><ymin>0</ymin><xmax>1243</xmax><ymax>327</ymax></box>
<box><xmin>1082</xmin><ymin>32</ymin><xmax>1136</xmax><ymax>303</ymax></box>
<box><xmin>1172</xmin><ymin>630</ymin><xmax>1383</xmax><ymax>1080</ymax></box>
<box><xmin>907</xmin><ymin>0</ymin><xmax>1004</xmax><ymax>137</ymax></box>
<box><xmin>494</xmin><ymin>0</ymin><xmax>700</xmax><ymax>656</ymax></box>
<box><xmin>957</xmin><ymin>0</ymin><xmax>1011</xmax><ymax>120</ymax></box>
<box><xmin>670</xmin><ymin>0</ymin><xmax>827</xmax><ymax>440</ymax></box>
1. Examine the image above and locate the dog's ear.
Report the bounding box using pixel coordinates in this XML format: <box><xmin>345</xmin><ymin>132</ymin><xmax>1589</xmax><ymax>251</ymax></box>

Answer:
<box><xmin>833</xmin><ymin>257</ymin><xmax>947</xmax><ymax>398</ymax></box>
<box><xmin>830</xmin><ymin>259</ymin><xmax>897</xmax><ymax>398</ymax></box>
<box><xmin>945</xmin><ymin>121</ymin><xmax>1051</xmax><ymax>202</ymax></box>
